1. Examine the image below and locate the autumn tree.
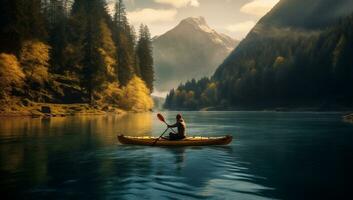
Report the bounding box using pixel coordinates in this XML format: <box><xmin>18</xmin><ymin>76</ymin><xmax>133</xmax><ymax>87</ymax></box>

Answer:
<box><xmin>0</xmin><ymin>0</ymin><xmax>156</xmax><ymax>111</ymax></box>
<box><xmin>0</xmin><ymin>54</ymin><xmax>25</xmax><ymax>98</ymax></box>
<box><xmin>19</xmin><ymin>40</ymin><xmax>51</xmax><ymax>86</ymax></box>
<box><xmin>120</xmin><ymin>76</ymin><xmax>154</xmax><ymax>112</ymax></box>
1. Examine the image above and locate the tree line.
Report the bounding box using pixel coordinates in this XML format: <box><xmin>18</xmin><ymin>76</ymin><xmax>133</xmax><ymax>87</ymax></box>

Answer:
<box><xmin>165</xmin><ymin>14</ymin><xmax>353</xmax><ymax>110</ymax></box>
<box><xmin>0</xmin><ymin>0</ymin><xmax>154</xmax><ymax>111</ymax></box>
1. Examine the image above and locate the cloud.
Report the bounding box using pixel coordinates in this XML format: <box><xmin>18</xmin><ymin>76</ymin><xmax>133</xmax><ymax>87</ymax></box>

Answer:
<box><xmin>106</xmin><ymin>0</ymin><xmax>136</xmax><ymax>16</ymax></box>
<box><xmin>190</xmin><ymin>0</ymin><xmax>200</xmax><ymax>7</ymax></box>
<box><xmin>154</xmin><ymin>0</ymin><xmax>200</xmax><ymax>8</ymax></box>
<box><xmin>152</xmin><ymin>90</ymin><xmax>168</xmax><ymax>98</ymax></box>
<box><xmin>127</xmin><ymin>8</ymin><xmax>178</xmax><ymax>24</ymax></box>
<box><xmin>240</xmin><ymin>0</ymin><xmax>279</xmax><ymax>16</ymax></box>
<box><xmin>106</xmin><ymin>1</ymin><xmax>115</xmax><ymax>16</ymax></box>
<box><xmin>225</xmin><ymin>21</ymin><xmax>256</xmax><ymax>33</ymax></box>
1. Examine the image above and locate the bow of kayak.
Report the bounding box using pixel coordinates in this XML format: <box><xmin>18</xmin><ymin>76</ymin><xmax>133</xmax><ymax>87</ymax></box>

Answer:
<box><xmin>117</xmin><ymin>135</ymin><xmax>233</xmax><ymax>146</ymax></box>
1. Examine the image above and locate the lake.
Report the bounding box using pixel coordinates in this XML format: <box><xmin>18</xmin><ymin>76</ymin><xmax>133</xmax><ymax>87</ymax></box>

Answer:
<box><xmin>0</xmin><ymin>111</ymin><xmax>352</xmax><ymax>200</ymax></box>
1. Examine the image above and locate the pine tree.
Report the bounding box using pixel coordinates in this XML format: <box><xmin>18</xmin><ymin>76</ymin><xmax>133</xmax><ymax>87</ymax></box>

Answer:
<box><xmin>69</xmin><ymin>0</ymin><xmax>116</xmax><ymax>103</ymax></box>
<box><xmin>0</xmin><ymin>0</ymin><xmax>156</xmax><ymax>110</ymax></box>
<box><xmin>136</xmin><ymin>24</ymin><xmax>154</xmax><ymax>93</ymax></box>
<box><xmin>113</xmin><ymin>0</ymin><xmax>135</xmax><ymax>85</ymax></box>
<box><xmin>0</xmin><ymin>0</ymin><xmax>47</xmax><ymax>55</ymax></box>
<box><xmin>65</xmin><ymin>0</ymin><xmax>87</xmax><ymax>74</ymax></box>
<box><xmin>129</xmin><ymin>25</ymin><xmax>141</xmax><ymax>77</ymax></box>
<box><xmin>46</xmin><ymin>0</ymin><xmax>69</xmax><ymax>73</ymax></box>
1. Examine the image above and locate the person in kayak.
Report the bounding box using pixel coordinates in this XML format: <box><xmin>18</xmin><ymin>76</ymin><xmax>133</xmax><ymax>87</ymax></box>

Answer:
<box><xmin>167</xmin><ymin>114</ymin><xmax>186</xmax><ymax>140</ymax></box>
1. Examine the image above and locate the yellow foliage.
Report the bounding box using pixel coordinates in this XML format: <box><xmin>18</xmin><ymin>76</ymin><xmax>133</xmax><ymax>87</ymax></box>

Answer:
<box><xmin>100</xmin><ymin>20</ymin><xmax>117</xmax><ymax>58</ymax></box>
<box><xmin>120</xmin><ymin>76</ymin><xmax>154</xmax><ymax>112</ymax></box>
<box><xmin>208</xmin><ymin>82</ymin><xmax>217</xmax><ymax>90</ymax></box>
<box><xmin>201</xmin><ymin>82</ymin><xmax>218</xmax><ymax>105</ymax></box>
<box><xmin>100</xmin><ymin>82</ymin><xmax>123</xmax><ymax>105</ymax></box>
<box><xmin>99</xmin><ymin>20</ymin><xmax>117</xmax><ymax>80</ymax></box>
<box><xmin>20</xmin><ymin>40</ymin><xmax>51</xmax><ymax>85</ymax></box>
<box><xmin>98</xmin><ymin>48</ymin><xmax>116</xmax><ymax>79</ymax></box>
<box><xmin>0</xmin><ymin>53</ymin><xmax>25</xmax><ymax>97</ymax></box>
<box><xmin>273</xmin><ymin>56</ymin><xmax>286</xmax><ymax>68</ymax></box>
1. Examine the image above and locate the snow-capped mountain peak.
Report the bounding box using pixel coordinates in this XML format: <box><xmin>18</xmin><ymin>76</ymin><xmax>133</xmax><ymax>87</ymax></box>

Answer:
<box><xmin>174</xmin><ymin>16</ymin><xmax>237</xmax><ymax>50</ymax></box>
<box><xmin>180</xmin><ymin>16</ymin><xmax>215</xmax><ymax>33</ymax></box>
<box><xmin>153</xmin><ymin>16</ymin><xmax>239</xmax><ymax>92</ymax></box>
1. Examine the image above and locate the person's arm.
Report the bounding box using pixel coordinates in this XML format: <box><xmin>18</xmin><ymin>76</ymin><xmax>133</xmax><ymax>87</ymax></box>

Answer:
<box><xmin>168</xmin><ymin>122</ymin><xmax>178</xmax><ymax>128</ymax></box>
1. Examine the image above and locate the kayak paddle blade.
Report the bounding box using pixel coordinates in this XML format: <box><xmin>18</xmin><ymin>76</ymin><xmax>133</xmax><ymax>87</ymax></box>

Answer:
<box><xmin>157</xmin><ymin>113</ymin><xmax>166</xmax><ymax>123</ymax></box>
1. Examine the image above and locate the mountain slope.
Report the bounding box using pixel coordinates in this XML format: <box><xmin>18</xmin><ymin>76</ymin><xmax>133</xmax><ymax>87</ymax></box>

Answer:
<box><xmin>258</xmin><ymin>0</ymin><xmax>353</xmax><ymax>29</ymax></box>
<box><xmin>216</xmin><ymin>0</ymin><xmax>353</xmax><ymax>78</ymax></box>
<box><xmin>153</xmin><ymin>17</ymin><xmax>238</xmax><ymax>92</ymax></box>
<box><xmin>165</xmin><ymin>0</ymin><xmax>353</xmax><ymax>110</ymax></box>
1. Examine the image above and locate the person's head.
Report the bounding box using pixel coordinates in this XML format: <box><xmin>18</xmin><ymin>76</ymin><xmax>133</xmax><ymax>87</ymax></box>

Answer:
<box><xmin>176</xmin><ymin>114</ymin><xmax>182</xmax><ymax>121</ymax></box>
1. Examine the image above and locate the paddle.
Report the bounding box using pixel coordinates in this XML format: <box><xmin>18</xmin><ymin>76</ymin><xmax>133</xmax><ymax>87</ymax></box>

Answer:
<box><xmin>157</xmin><ymin>113</ymin><xmax>177</xmax><ymax>133</ymax></box>
<box><xmin>152</xmin><ymin>127</ymin><xmax>169</xmax><ymax>146</ymax></box>
<box><xmin>153</xmin><ymin>113</ymin><xmax>176</xmax><ymax>145</ymax></box>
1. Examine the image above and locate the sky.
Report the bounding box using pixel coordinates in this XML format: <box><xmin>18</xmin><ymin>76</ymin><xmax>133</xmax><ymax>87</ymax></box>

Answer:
<box><xmin>108</xmin><ymin>0</ymin><xmax>279</xmax><ymax>40</ymax></box>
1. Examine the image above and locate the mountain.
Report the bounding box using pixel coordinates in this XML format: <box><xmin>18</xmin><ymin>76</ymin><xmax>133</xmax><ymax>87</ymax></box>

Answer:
<box><xmin>165</xmin><ymin>0</ymin><xmax>353</xmax><ymax>110</ymax></box>
<box><xmin>258</xmin><ymin>0</ymin><xmax>353</xmax><ymax>30</ymax></box>
<box><xmin>214</xmin><ymin>0</ymin><xmax>353</xmax><ymax>82</ymax></box>
<box><xmin>153</xmin><ymin>16</ymin><xmax>238</xmax><ymax>92</ymax></box>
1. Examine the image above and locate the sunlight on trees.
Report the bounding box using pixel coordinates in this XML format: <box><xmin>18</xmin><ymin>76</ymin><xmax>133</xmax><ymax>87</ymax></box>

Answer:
<box><xmin>120</xmin><ymin>76</ymin><xmax>154</xmax><ymax>112</ymax></box>
<box><xmin>273</xmin><ymin>56</ymin><xmax>286</xmax><ymax>68</ymax></box>
<box><xmin>99</xmin><ymin>82</ymin><xmax>123</xmax><ymax>105</ymax></box>
<box><xmin>20</xmin><ymin>40</ymin><xmax>50</xmax><ymax>86</ymax></box>
<box><xmin>0</xmin><ymin>0</ymin><xmax>155</xmax><ymax>112</ymax></box>
<box><xmin>99</xmin><ymin>20</ymin><xmax>117</xmax><ymax>80</ymax></box>
<box><xmin>0</xmin><ymin>53</ymin><xmax>25</xmax><ymax>98</ymax></box>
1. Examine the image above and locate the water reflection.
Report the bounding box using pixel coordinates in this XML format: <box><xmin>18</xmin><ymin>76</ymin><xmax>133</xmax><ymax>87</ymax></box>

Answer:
<box><xmin>0</xmin><ymin>113</ymin><xmax>282</xmax><ymax>199</ymax></box>
<box><xmin>0</xmin><ymin>114</ymin><xmax>154</xmax><ymax>199</ymax></box>
<box><xmin>166</xmin><ymin>148</ymin><xmax>186</xmax><ymax>171</ymax></box>
<box><xmin>1</xmin><ymin>112</ymin><xmax>351</xmax><ymax>199</ymax></box>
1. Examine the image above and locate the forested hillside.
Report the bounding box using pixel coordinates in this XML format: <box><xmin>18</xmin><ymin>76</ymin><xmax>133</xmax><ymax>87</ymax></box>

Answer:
<box><xmin>0</xmin><ymin>0</ymin><xmax>154</xmax><ymax>113</ymax></box>
<box><xmin>165</xmin><ymin>0</ymin><xmax>353</xmax><ymax>110</ymax></box>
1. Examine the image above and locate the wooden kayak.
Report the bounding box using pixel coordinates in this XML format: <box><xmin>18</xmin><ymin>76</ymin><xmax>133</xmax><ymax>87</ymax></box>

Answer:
<box><xmin>117</xmin><ymin>135</ymin><xmax>233</xmax><ymax>146</ymax></box>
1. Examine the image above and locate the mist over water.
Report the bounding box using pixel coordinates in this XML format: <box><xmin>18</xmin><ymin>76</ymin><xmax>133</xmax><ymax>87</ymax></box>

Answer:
<box><xmin>0</xmin><ymin>112</ymin><xmax>352</xmax><ymax>199</ymax></box>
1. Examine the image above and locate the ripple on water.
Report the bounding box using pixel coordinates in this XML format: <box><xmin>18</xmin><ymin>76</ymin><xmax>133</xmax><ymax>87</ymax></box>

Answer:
<box><xmin>1</xmin><ymin>112</ymin><xmax>352</xmax><ymax>200</ymax></box>
<box><xmin>100</xmin><ymin>145</ymin><xmax>275</xmax><ymax>200</ymax></box>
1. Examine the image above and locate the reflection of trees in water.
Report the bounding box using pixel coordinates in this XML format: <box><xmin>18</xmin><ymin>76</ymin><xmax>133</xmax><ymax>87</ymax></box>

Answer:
<box><xmin>0</xmin><ymin>114</ymin><xmax>153</xmax><ymax>198</ymax></box>
<box><xmin>0</xmin><ymin>113</ymin><xmax>153</xmax><ymax>143</ymax></box>
<box><xmin>114</xmin><ymin>113</ymin><xmax>152</xmax><ymax>136</ymax></box>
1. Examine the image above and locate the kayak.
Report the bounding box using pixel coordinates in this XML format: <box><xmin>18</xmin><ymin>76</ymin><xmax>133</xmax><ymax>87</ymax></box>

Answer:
<box><xmin>117</xmin><ymin>135</ymin><xmax>233</xmax><ymax>146</ymax></box>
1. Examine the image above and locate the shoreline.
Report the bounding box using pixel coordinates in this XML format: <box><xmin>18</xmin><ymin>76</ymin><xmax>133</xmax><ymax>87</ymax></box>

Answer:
<box><xmin>343</xmin><ymin>113</ymin><xmax>353</xmax><ymax>123</ymax></box>
<box><xmin>0</xmin><ymin>101</ymin><xmax>127</xmax><ymax>118</ymax></box>
<box><xmin>175</xmin><ymin>105</ymin><xmax>353</xmax><ymax>112</ymax></box>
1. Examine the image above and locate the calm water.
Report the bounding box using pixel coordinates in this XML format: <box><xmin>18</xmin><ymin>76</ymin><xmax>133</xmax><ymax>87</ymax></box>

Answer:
<box><xmin>0</xmin><ymin>112</ymin><xmax>352</xmax><ymax>200</ymax></box>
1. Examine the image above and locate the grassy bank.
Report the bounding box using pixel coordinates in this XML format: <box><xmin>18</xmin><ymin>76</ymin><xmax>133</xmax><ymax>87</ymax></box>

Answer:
<box><xmin>0</xmin><ymin>99</ymin><xmax>126</xmax><ymax>118</ymax></box>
